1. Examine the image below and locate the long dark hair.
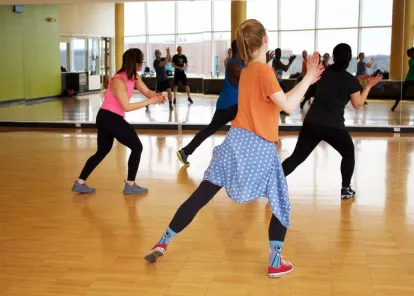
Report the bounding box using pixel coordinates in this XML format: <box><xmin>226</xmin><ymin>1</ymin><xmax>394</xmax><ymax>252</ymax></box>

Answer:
<box><xmin>117</xmin><ymin>48</ymin><xmax>144</xmax><ymax>80</ymax></box>
<box><xmin>331</xmin><ymin>43</ymin><xmax>352</xmax><ymax>71</ymax></box>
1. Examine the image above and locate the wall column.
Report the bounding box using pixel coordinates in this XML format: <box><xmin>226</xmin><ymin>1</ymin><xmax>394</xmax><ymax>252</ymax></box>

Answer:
<box><xmin>231</xmin><ymin>1</ymin><xmax>246</xmax><ymax>41</ymax></box>
<box><xmin>390</xmin><ymin>0</ymin><xmax>414</xmax><ymax>80</ymax></box>
<box><xmin>115</xmin><ymin>3</ymin><xmax>124</xmax><ymax>71</ymax></box>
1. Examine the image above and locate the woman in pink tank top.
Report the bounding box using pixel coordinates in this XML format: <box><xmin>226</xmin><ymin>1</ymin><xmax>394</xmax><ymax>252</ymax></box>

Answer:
<box><xmin>72</xmin><ymin>48</ymin><xmax>166</xmax><ymax>194</ymax></box>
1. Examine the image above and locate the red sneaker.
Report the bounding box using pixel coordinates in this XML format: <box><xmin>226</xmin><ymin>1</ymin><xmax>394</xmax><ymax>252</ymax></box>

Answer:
<box><xmin>144</xmin><ymin>244</ymin><xmax>167</xmax><ymax>264</ymax></box>
<box><xmin>268</xmin><ymin>258</ymin><xmax>294</xmax><ymax>278</ymax></box>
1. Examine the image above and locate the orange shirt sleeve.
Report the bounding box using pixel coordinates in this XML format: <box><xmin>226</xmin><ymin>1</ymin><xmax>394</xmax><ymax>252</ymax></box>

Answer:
<box><xmin>261</xmin><ymin>64</ymin><xmax>282</xmax><ymax>98</ymax></box>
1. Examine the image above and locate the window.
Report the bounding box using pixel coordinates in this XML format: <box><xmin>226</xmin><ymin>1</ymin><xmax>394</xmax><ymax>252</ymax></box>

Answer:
<box><xmin>71</xmin><ymin>38</ymin><xmax>87</xmax><ymax>72</ymax></box>
<box><xmin>147</xmin><ymin>1</ymin><xmax>175</xmax><ymax>35</ymax></box>
<box><xmin>280</xmin><ymin>0</ymin><xmax>315</xmax><ymax>30</ymax></box>
<box><xmin>177</xmin><ymin>1</ymin><xmax>211</xmax><ymax>33</ymax></box>
<box><xmin>177</xmin><ymin>34</ymin><xmax>211</xmax><ymax>76</ymax></box>
<box><xmin>360</xmin><ymin>28</ymin><xmax>391</xmax><ymax>72</ymax></box>
<box><xmin>318</xmin><ymin>29</ymin><xmax>358</xmax><ymax>74</ymax></box>
<box><xmin>60</xmin><ymin>42</ymin><xmax>68</xmax><ymax>70</ymax></box>
<box><xmin>267</xmin><ymin>32</ymin><xmax>279</xmax><ymax>53</ymax></box>
<box><xmin>214</xmin><ymin>32</ymin><xmax>231</xmax><ymax>76</ymax></box>
<box><xmin>213</xmin><ymin>0</ymin><xmax>230</xmax><ymax>31</ymax></box>
<box><xmin>361</xmin><ymin>0</ymin><xmax>393</xmax><ymax>27</ymax></box>
<box><xmin>247</xmin><ymin>0</ymin><xmax>278</xmax><ymax>30</ymax></box>
<box><xmin>280</xmin><ymin>31</ymin><xmax>314</xmax><ymax>76</ymax></box>
<box><xmin>318</xmin><ymin>0</ymin><xmax>359</xmax><ymax>28</ymax></box>
<box><xmin>148</xmin><ymin>35</ymin><xmax>175</xmax><ymax>71</ymax></box>
<box><xmin>124</xmin><ymin>2</ymin><xmax>146</xmax><ymax>36</ymax></box>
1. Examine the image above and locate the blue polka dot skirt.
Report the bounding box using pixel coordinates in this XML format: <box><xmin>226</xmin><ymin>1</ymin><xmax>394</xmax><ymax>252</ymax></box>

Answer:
<box><xmin>203</xmin><ymin>127</ymin><xmax>291</xmax><ymax>228</ymax></box>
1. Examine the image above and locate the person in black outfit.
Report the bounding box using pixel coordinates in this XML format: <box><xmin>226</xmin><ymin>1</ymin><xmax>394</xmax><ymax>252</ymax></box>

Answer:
<box><xmin>154</xmin><ymin>48</ymin><xmax>173</xmax><ymax>110</ymax></box>
<box><xmin>172</xmin><ymin>46</ymin><xmax>192</xmax><ymax>104</ymax></box>
<box><xmin>282</xmin><ymin>43</ymin><xmax>383</xmax><ymax>199</ymax></box>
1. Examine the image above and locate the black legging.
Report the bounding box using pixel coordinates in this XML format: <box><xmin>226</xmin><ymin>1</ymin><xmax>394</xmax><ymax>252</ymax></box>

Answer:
<box><xmin>282</xmin><ymin>120</ymin><xmax>355</xmax><ymax>187</ymax></box>
<box><xmin>79</xmin><ymin>109</ymin><xmax>143</xmax><ymax>181</ymax></box>
<box><xmin>393</xmin><ymin>80</ymin><xmax>414</xmax><ymax>108</ymax></box>
<box><xmin>169</xmin><ymin>180</ymin><xmax>287</xmax><ymax>242</ymax></box>
<box><xmin>183</xmin><ymin>105</ymin><xmax>238</xmax><ymax>155</ymax></box>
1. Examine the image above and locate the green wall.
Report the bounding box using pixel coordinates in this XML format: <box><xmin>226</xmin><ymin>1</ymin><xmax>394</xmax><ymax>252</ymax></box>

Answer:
<box><xmin>0</xmin><ymin>5</ymin><xmax>61</xmax><ymax>101</ymax></box>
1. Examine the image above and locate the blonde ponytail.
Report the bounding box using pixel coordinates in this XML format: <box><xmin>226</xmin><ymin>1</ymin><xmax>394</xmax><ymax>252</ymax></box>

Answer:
<box><xmin>235</xmin><ymin>19</ymin><xmax>266</xmax><ymax>64</ymax></box>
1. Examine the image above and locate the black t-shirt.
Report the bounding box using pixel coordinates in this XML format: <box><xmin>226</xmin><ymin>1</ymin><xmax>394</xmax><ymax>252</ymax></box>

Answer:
<box><xmin>172</xmin><ymin>54</ymin><xmax>187</xmax><ymax>74</ymax></box>
<box><xmin>305</xmin><ymin>67</ymin><xmax>361</xmax><ymax>129</ymax></box>
<box><xmin>153</xmin><ymin>58</ymin><xmax>167</xmax><ymax>81</ymax></box>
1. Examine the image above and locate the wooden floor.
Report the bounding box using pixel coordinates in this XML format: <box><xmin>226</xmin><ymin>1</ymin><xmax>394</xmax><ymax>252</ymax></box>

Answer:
<box><xmin>0</xmin><ymin>128</ymin><xmax>414</xmax><ymax>296</ymax></box>
<box><xmin>0</xmin><ymin>92</ymin><xmax>413</xmax><ymax>127</ymax></box>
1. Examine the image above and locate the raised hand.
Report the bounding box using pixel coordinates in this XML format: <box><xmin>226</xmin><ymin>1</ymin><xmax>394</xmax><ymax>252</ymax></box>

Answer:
<box><xmin>288</xmin><ymin>55</ymin><xmax>297</xmax><ymax>63</ymax></box>
<box><xmin>266</xmin><ymin>50</ymin><xmax>275</xmax><ymax>63</ymax></box>
<box><xmin>166</xmin><ymin>47</ymin><xmax>170</xmax><ymax>54</ymax></box>
<box><xmin>366</xmin><ymin>74</ymin><xmax>383</xmax><ymax>89</ymax></box>
<box><xmin>306</xmin><ymin>51</ymin><xmax>325</xmax><ymax>84</ymax></box>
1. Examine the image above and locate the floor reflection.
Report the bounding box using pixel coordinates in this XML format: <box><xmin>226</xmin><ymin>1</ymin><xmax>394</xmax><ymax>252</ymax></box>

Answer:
<box><xmin>0</xmin><ymin>92</ymin><xmax>412</xmax><ymax>126</ymax></box>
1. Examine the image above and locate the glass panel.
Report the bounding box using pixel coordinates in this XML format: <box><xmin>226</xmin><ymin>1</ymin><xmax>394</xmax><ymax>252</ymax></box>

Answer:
<box><xmin>361</xmin><ymin>0</ymin><xmax>393</xmax><ymax>27</ymax></box>
<box><xmin>247</xmin><ymin>0</ymin><xmax>278</xmax><ymax>30</ymax></box>
<box><xmin>267</xmin><ymin>31</ymin><xmax>279</xmax><ymax>54</ymax></box>
<box><xmin>360</xmin><ymin>28</ymin><xmax>391</xmax><ymax>73</ymax></box>
<box><xmin>147</xmin><ymin>1</ymin><xmax>175</xmax><ymax>35</ymax></box>
<box><xmin>148</xmin><ymin>35</ymin><xmax>175</xmax><ymax>73</ymax></box>
<box><xmin>125</xmin><ymin>36</ymin><xmax>146</xmax><ymax>52</ymax></box>
<box><xmin>177</xmin><ymin>1</ymin><xmax>211</xmax><ymax>33</ymax></box>
<box><xmin>318</xmin><ymin>0</ymin><xmax>359</xmax><ymax>28</ymax></box>
<box><xmin>280</xmin><ymin>30</ymin><xmax>314</xmax><ymax>76</ymax></box>
<box><xmin>60</xmin><ymin>42</ymin><xmax>68</xmax><ymax>71</ymax></box>
<box><xmin>214</xmin><ymin>32</ymin><xmax>231</xmax><ymax>77</ymax></box>
<box><xmin>177</xmin><ymin>34</ymin><xmax>211</xmax><ymax>76</ymax></box>
<box><xmin>280</xmin><ymin>0</ymin><xmax>315</xmax><ymax>30</ymax></box>
<box><xmin>124</xmin><ymin>2</ymin><xmax>146</xmax><ymax>36</ymax></box>
<box><xmin>88</xmin><ymin>38</ymin><xmax>100</xmax><ymax>76</ymax></box>
<box><xmin>213</xmin><ymin>0</ymin><xmax>230</xmax><ymax>31</ymax></box>
<box><xmin>317</xmin><ymin>29</ymin><xmax>358</xmax><ymax>74</ymax></box>
<box><xmin>71</xmin><ymin>38</ymin><xmax>87</xmax><ymax>72</ymax></box>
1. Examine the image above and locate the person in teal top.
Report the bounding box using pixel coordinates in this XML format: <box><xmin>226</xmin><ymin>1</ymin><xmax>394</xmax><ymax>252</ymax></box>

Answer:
<box><xmin>176</xmin><ymin>40</ymin><xmax>244</xmax><ymax>165</ymax></box>
<box><xmin>392</xmin><ymin>47</ymin><xmax>414</xmax><ymax>111</ymax></box>
<box><xmin>176</xmin><ymin>40</ymin><xmax>274</xmax><ymax>165</ymax></box>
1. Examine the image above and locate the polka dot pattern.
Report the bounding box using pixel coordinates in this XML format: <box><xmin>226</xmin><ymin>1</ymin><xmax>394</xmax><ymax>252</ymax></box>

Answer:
<box><xmin>203</xmin><ymin>127</ymin><xmax>291</xmax><ymax>228</ymax></box>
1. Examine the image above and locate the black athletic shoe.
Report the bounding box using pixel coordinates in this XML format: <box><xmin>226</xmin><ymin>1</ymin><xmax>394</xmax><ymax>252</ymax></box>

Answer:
<box><xmin>341</xmin><ymin>187</ymin><xmax>355</xmax><ymax>200</ymax></box>
<box><xmin>169</xmin><ymin>101</ymin><xmax>173</xmax><ymax>110</ymax></box>
<box><xmin>176</xmin><ymin>149</ymin><xmax>189</xmax><ymax>165</ymax></box>
<box><xmin>173</xmin><ymin>99</ymin><xmax>177</xmax><ymax>105</ymax></box>
<box><xmin>391</xmin><ymin>105</ymin><xmax>397</xmax><ymax>112</ymax></box>
<box><xmin>188</xmin><ymin>97</ymin><xmax>193</xmax><ymax>104</ymax></box>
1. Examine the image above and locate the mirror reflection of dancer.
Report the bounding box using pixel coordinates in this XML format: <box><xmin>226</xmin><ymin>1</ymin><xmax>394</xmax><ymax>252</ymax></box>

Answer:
<box><xmin>144</xmin><ymin>19</ymin><xmax>324</xmax><ymax>278</ymax></box>
<box><xmin>172</xmin><ymin>46</ymin><xmax>193</xmax><ymax>104</ymax></box>
<box><xmin>391</xmin><ymin>47</ymin><xmax>414</xmax><ymax>112</ymax></box>
<box><xmin>272</xmin><ymin>48</ymin><xmax>296</xmax><ymax>93</ymax></box>
<box><xmin>71</xmin><ymin>49</ymin><xmax>166</xmax><ymax>194</ymax></box>
<box><xmin>154</xmin><ymin>48</ymin><xmax>173</xmax><ymax>110</ymax></box>
<box><xmin>177</xmin><ymin>40</ymin><xmax>274</xmax><ymax>165</ymax></box>
<box><xmin>282</xmin><ymin>43</ymin><xmax>383</xmax><ymax>200</ymax></box>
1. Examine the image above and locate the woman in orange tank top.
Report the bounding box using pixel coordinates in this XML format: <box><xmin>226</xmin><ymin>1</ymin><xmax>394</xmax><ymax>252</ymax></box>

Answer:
<box><xmin>144</xmin><ymin>20</ymin><xmax>324</xmax><ymax>278</ymax></box>
<box><xmin>72</xmin><ymin>49</ymin><xmax>166</xmax><ymax>195</ymax></box>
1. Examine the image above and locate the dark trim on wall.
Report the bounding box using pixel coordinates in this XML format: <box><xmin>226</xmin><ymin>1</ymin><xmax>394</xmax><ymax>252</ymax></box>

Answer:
<box><xmin>0</xmin><ymin>121</ymin><xmax>413</xmax><ymax>133</ymax></box>
<box><xmin>0</xmin><ymin>95</ymin><xmax>61</xmax><ymax>107</ymax></box>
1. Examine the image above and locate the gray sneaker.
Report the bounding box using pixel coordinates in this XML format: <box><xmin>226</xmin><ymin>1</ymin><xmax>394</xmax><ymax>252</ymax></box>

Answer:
<box><xmin>177</xmin><ymin>149</ymin><xmax>190</xmax><ymax>165</ymax></box>
<box><xmin>123</xmin><ymin>183</ymin><xmax>149</xmax><ymax>194</ymax></box>
<box><xmin>72</xmin><ymin>181</ymin><xmax>96</xmax><ymax>193</ymax></box>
